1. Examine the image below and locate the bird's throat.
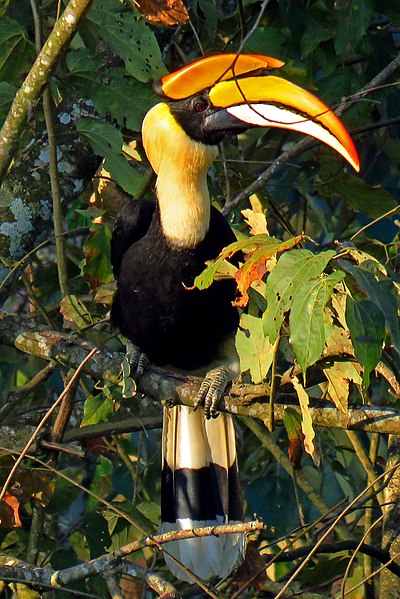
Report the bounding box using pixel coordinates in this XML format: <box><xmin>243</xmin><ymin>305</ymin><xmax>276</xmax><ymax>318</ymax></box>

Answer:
<box><xmin>156</xmin><ymin>156</ymin><xmax>215</xmax><ymax>247</ymax></box>
<box><xmin>142</xmin><ymin>102</ymin><xmax>218</xmax><ymax>248</ymax></box>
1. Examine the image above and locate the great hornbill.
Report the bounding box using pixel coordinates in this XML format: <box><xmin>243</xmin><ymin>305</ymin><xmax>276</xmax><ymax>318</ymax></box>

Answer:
<box><xmin>110</xmin><ymin>53</ymin><xmax>359</xmax><ymax>582</ymax></box>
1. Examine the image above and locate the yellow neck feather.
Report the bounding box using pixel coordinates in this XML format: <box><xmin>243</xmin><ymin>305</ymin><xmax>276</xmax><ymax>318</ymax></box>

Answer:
<box><xmin>142</xmin><ymin>103</ymin><xmax>218</xmax><ymax>247</ymax></box>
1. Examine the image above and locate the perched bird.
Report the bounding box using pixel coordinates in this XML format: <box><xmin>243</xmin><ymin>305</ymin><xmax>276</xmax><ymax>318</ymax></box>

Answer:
<box><xmin>110</xmin><ymin>53</ymin><xmax>359</xmax><ymax>582</ymax></box>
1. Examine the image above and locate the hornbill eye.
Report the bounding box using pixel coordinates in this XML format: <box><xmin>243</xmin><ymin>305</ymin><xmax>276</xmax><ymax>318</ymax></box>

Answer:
<box><xmin>193</xmin><ymin>98</ymin><xmax>209</xmax><ymax>112</ymax></box>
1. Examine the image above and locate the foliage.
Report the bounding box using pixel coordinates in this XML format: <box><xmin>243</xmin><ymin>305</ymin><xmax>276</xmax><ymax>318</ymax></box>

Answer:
<box><xmin>0</xmin><ymin>0</ymin><xmax>400</xmax><ymax>597</ymax></box>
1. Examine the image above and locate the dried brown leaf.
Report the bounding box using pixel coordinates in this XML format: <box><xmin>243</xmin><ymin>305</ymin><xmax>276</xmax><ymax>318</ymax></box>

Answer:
<box><xmin>132</xmin><ymin>0</ymin><xmax>189</xmax><ymax>25</ymax></box>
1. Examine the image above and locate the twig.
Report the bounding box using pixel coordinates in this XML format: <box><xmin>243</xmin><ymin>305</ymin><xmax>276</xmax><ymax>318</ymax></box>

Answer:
<box><xmin>44</xmin><ymin>86</ymin><xmax>70</xmax><ymax>297</ymax></box>
<box><xmin>0</xmin><ymin>227</ymin><xmax>87</xmax><ymax>297</ymax></box>
<box><xmin>0</xmin><ymin>363</ymin><xmax>56</xmax><ymax>420</ymax></box>
<box><xmin>31</xmin><ymin>0</ymin><xmax>70</xmax><ymax>297</ymax></box>
<box><xmin>341</xmin><ymin>510</ymin><xmax>387</xmax><ymax>598</ymax></box>
<box><xmin>0</xmin><ymin>519</ymin><xmax>262</xmax><ymax>589</ymax></box>
<box><xmin>267</xmin><ymin>333</ymin><xmax>280</xmax><ymax>431</ymax></box>
<box><xmin>236</xmin><ymin>0</ymin><xmax>271</xmax><ymax>55</ymax></box>
<box><xmin>222</xmin><ymin>51</ymin><xmax>400</xmax><ymax>215</ymax></box>
<box><xmin>51</xmin><ymin>372</ymin><xmax>80</xmax><ymax>446</ymax></box>
<box><xmin>121</xmin><ymin>561</ymin><xmax>177</xmax><ymax>597</ymax></box>
<box><xmin>0</xmin><ymin>347</ymin><xmax>97</xmax><ymax>502</ymax></box>
<box><xmin>241</xmin><ymin>416</ymin><xmax>353</xmax><ymax>541</ymax></box>
<box><xmin>343</xmin><ymin>547</ymin><xmax>400</xmax><ymax>597</ymax></box>
<box><xmin>232</xmin><ymin>499</ymin><xmax>348</xmax><ymax>599</ymax></box>
<box><xmin>26</xmin><ymin>503</ymin><xmax>45</xmax><ymax>565</ymax></box>
<box><xmin>346</xmin><ymin>430</ymin><xmax>385</xmax><ymax>508</ymax></box>
<box><xmin>39</xmin><ymin>440</ymin><xmax>85</xmax><ymax>458</ymax></box>
<box><xmin>106</xmin><ymin>576</ymin><xmax>124</xmax><ymax>599</ymax></box>
<box><xmin>350</xmin><ymin>205</ymin><xmax>400</xmax><ymax>241</ymax></box>
<box><xmin>0</xmin><ymin>0</ymin><xmax>93</xmax><ymax>181</ymax></box>
<box><xmin>273</xmin><ymin>462</ymin><xmax>400</xmax><ymax>599</ymax></box>
<box><xmin>262</xmin><ymin>538</ymin><xmax>400</xmax><ymax>577</ymax></box>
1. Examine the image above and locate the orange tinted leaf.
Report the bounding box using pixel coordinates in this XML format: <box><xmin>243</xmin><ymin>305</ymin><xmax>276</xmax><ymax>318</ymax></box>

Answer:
<box><xmin>133</xmin><ymin>0</ymin><xmax>189</xmax><ymax>25</ymax></box>
<box><xmin>234</xmin><ymin>235</ymin><xmax>304</xmax><ymax>307</ymax></box>
<box><xmin>2</xmin><ymin>492</ymin><xmax>22</xmax><ymax>527</ymax></box>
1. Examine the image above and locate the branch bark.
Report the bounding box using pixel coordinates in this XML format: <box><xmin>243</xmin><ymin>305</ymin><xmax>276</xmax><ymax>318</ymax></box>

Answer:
<box><xmin>0</xmin><ymin>94</ymin><xmax>100</xmax><ymax>303</ymax></box>
<box><xmin>0</xmin><ymin>0</ymin><xmax>93</xmax><ymax>181</ymax></box>
<box><xmin>1</xmin><ymin>311</ymin><xmax>400</xmax><ymax>440</ymax></box>
<box><xmin>0</xmin><ymin>522</ymin><xmax>262</xmax><ymax>592</ymax></box>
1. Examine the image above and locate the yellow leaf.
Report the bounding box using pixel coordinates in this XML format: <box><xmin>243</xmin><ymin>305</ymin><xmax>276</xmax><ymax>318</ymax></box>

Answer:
<box><xmin>242</xmin><ymin>204</ymin><xmax>269</xmax><ymax>236</ymax></box>
<box><xmin>324</xmin><ymin>366</ymin><xmax>349</xmax><ymax>412</ymax></box>
<box><xmin>291</xmin><ymin>376</ymin><xmax>315</xmax><ymax>460</ymax></box>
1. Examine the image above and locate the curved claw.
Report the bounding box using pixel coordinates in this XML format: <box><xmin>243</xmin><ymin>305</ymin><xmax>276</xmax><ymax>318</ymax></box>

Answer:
<box><xmin>126</xmin><ymin>341</ymin><xmax>149</xmax><ymax>380</ymax></box>
<box><xmin>194</xmin><ymin>366</ymin><xmax>230</xmax><ymax>419</ymax></box>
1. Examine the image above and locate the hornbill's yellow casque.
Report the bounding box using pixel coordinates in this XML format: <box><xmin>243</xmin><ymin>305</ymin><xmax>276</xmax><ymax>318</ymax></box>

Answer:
<box><xmin>110</xmin><ymin>54</ymin><xmax>360</xmax><ymax>582</ymax></box>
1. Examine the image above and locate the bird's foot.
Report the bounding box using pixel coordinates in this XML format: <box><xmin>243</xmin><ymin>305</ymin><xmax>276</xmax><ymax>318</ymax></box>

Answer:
<box><xmin>126</xmin><ymin>341</ymin><xmax>149</xmax><ymax>380</ymax></box>
<box><xmin>194</xmin><ymin>366</ymin><xmax>230</xmax><ymax>419</ymax></box>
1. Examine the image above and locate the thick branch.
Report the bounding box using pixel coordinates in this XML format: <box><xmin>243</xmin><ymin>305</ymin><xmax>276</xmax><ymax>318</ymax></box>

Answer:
<box><xmin>0</xmin><ymin>522</ymin><xmax>262</xmax><ymax>590</ymax></box>
<box><xmin>0</xmin><ymin>0</ymin><xmax>93</xmax><ymax>181</ymax></box>
<box><xmin>1</xmin><ymin>312</ymin><xmax>400</xmax><ymax>438</ymax></box>
<box><xmin>0</xmin><ymin>95</ymin><xmax>99</xmax><ymax>302</ymax></box>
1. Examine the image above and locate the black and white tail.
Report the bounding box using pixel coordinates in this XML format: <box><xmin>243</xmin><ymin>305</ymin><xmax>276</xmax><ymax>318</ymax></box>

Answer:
<box><xmin>160</xmin><ymin>405</ymin><xmax>246</xmax><ymax>582</ymax></box>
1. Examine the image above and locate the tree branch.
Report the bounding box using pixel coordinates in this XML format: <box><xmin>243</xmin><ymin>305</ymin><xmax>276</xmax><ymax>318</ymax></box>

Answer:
<box><xmin>0</xmin><ymin>0</ymin><xmax>93</xmax><ymax>181</ymax></box>
<box><xmin>1</xmin><ymin>311</ymin><xmax>400</xmax><ymax>439</ymax></box>
<box><xmin>0</xmin><ymin>522</ymin><xmax>262</xmax><ymax>591</ymax></box>
<box><xmin>0</xmin><ymin>94</ymin><xmax>99</xmax><ymax>303</ymax></box>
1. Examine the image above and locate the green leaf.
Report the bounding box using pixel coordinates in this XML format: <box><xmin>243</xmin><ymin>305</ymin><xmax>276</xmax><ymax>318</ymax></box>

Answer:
<box><xmin>235</xmin><ymin>313</ymin><xmax>275</xmax><ymax>384</ymax></box>
<box><xmin>75</xmin><ymin>117</ymin><xmax>142</xmax><ymax>196</ymax></box>
<box><xmin>0</xmin><ymin>81</ymin><xmax>17</xmax><ymax>126</ymax></box>
<box><xmin>335</xmin><ymin>0</ymin><xmax>373</xmax><ymax>59</ymax></box>
<box><xmin>136</xmin><ymin>501</ymin><xmax>160</xmax><ymax>525</ymax></box>
<box><xmin>289</xmin><ymin>270</ymin><xmax>345</xmax><ymax>381</ymax></box>
<box><xmin>60</xmin><ymin>294</ymin><xmax>92</xmax><ymax>330</ymax></box>
<box><xmin>87</xmin><ymin>0</ymin><xmax>166</xmax><ymax>82</ymax></box>
<box><xmin>345</xmin><ymin>297</ymin><xmax>385</xmax><ymax>389</ymax></box>
<box><xmin>243</xmin><ymin>27</ymin><xmax>289</xmax><ymax>57</ymax></box>
<box><xmin>67</xmin><ymin>50</ymin><xmax>155</xmax><ymax>130</ymax></box>
<box><xmin>264</xmin><ymin>249</ymin><xmax>336</xmax><ymax>343</ymax></box>
<box><xmin>194</xmin><ymin>234</ymin><xmax>273</xmax><ymax>290</ymax></box>
<box><xmin>283</xmin><ymin>407</ymin><xmax>302</xmax><ymax>439</ymax></box>
<box><xmin>301</xmin><ymin>16</ymin><xmax>332</xmax><ymax>58</ymax></box>
<box><xmin>197</xmin><ymin>0</ymin><xmax>218</xmax><ymax>38</ymax></box>
<box><xmin>83</xmin><ymin>512</ymin><xmax>111</xmax><ymax>558</ymax></box>
<box><xmin>0</xmin><ymin>17</ymin><xmax>35</xmax><ymax>85</ymax></box>
<box><xmin>82</xmin><ymin>221</ymin><xmax>114</xmax><ymax>287</ymax></box>
<box><xmin>81</xmin><ymin>392</ymin><xmax>114</xmax><ymax>426</ymax></box>
<box><xmin>334</xmin><ymin>174</ymin><xmax>397</xmax><ymax>219</ymax></box>
<box><xmin>338</xmin><ymin>259</ymin><xmax>400</xmax><ymax>350</ymax></box>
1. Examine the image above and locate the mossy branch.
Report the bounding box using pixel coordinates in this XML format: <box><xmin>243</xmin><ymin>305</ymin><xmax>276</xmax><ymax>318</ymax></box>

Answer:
<box><xmin>0</xmin><ymin>0</ymin><xmax>93</xmax><ymax>182</ymax></box>
<box><xmin>1</xmin><ymin>311</ymin><xmax>400</xmax><ymax>438</ymax></box>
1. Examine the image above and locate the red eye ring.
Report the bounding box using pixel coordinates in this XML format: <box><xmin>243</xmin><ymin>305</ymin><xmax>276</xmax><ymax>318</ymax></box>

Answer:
<box><xmin>194</xmin><ymin>100</ymin><xmax>208</xmax><ymax>112</ymax></box>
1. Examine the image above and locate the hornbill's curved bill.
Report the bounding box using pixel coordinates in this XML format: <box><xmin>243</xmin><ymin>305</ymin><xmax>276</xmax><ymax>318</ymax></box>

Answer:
<box><xmin>111</xmin><ymin>53</ymin><xmax>359</xmax><ymax>585</ymax></box>
<box><xmin>155</xmin><ymin>53</ymin><xmax>359</xmax><ymax>172</ymax></box>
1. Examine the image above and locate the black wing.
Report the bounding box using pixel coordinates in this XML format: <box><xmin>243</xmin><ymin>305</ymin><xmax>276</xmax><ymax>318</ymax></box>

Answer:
<box><xmin>110</xmin><ymin>199</ymin><xmax>156</xmax><ymax>277</ymax></box>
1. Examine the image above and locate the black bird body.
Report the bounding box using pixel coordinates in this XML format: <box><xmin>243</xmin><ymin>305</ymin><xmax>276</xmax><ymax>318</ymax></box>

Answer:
<box><xmin>110</xmin><ymin>53</ymin><xmax>359</xmax><ymax>583</ymax></box>
<box><xmin>111</xmin><ymin>201</ymin><xmax>238</xmax><ymax>371</ymax></box>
